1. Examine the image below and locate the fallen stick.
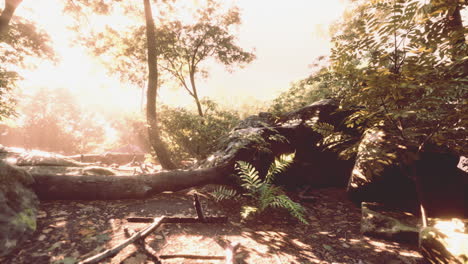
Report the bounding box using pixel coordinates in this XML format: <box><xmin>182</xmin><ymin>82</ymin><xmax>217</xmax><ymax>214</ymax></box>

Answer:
<box><xmin>194</xmin><ymin>194</ymin><xmax>206</xmax><ymax>222</ymax></box>
<box><xmin>159</xmin><ymin>254</ymin><xmax>225</xmax><ymax>260</ymax></box>
<box><xmin>135</xmin><ymin>236</ymin><xmax>162</xmax><ymax>264</ymax></box>
<box><xmin>79</xmin><ymin>217</ymin><xmax>165</xmax><ymax>264</ymax></box>
<box><xmin>127</xmin><ymin>216</ymin><xmax>228</xmax><ymax>223</ymax></box>
<box><xmin>79</xmin><ymin>195</ymin><xmax>228</xmax><ymax>264</ymax></box>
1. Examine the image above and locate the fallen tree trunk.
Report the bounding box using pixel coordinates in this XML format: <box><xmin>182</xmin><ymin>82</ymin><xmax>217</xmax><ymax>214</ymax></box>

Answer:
<box><xmin>25</xmin><ymin>100</ymin><xmax>355</xmax><ymax>200</ymax></box>
<box><xmin>32</xmin><ymin>164</ymin><xmax>232</xmax><ymax>200</ymax></box>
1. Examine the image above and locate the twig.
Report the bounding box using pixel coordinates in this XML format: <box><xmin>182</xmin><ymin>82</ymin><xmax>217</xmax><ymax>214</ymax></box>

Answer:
<box><xmin>298</xmin><ymin>186</ymin><xmax>316</xmax><ymax>202</ymax></box>
<box><xmin>194</xmin><ymin>194</ymin><xmax>206</xmax><ymax>222</ymax></box>
<box><xmin>135</xmin><ymin>237</ymin><xmax>162</xmax><ymax>264</ymax></box>
<box><xmin>127</xmin><ymin>216</ymin><xmax>228</xmax><ymax>223</ymax></box>
<box><xmin>159</xmin><ymin>255</ymin><xmax>225</xmax><ymax>260</ymax></box>
<box><xmin>79</xmin><ymin>217</ymin><xmax>165</xmax><ymax>264</ymax></box>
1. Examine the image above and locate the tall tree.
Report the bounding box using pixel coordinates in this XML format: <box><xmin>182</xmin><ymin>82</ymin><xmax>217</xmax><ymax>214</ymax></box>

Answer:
<box><xmin>75</xmin><ymin>0</ymin><xmax>255</xmax><ymax>117</ymax></box>
<box><xmin>157</xmin><ymin>0</ymin><xmax>255</xmax><ymax>116</ymax></box>
<box><xmin>143</xmin><ymin>0</ymin><xmax>177</xmax><ymax>169</ymax></box>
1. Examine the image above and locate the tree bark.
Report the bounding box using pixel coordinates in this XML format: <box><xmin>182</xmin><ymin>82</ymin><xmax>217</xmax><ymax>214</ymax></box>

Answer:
<box><xmin>32</xmin><ymin>163</ymin><xmax>232</xmax><ymax>200</ymax></box>
<box><xmin>189</xmin><ymin>71</ymin><xmax>204</xmax><ymax>117</ymax></box>
<box><xmin>144</xmin><ymin>0</ymin><xmax>177</xmax><ymax>170</ymax></box>
<box><xmin>0</xmin><ymin>0</ymin><xmax>22</xmax><ymax>34</ymax></box>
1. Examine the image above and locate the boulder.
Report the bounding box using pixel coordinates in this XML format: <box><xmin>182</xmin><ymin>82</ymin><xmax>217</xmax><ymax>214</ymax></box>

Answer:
<box><xmin>346</xmin><ymin>128</ymin><xmax>419</xmax><ymax>211</ymax></box>
<box><xmin>347</xmin><ymin>127</ymin><xmax>467</xmax><ymax>217</ymax></box>
<box><xmin>201</xmin><ymin>99</ymin><xmax>354</xmax><ymax>188</ymax></box>
<box><xmin>414</xmin><ymin>151</ymin><xmax>467</xmax><ymax>218</ymax></box>
<box><xmin>419</xmin><ymin>219</ymin><xmax>468</xmax><ymax>264</ymax></box>
<box><xmin>0</xmin><ymin>161</ymin><xmax>39</xmax><ymax>257</ymax></box>
<box><xmin>361</xmin><ymin>202</ymin><xmax>420</xmax><ymax>243</ymax></box>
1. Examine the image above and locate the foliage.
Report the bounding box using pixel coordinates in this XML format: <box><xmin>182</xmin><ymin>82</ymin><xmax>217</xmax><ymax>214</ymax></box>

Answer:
<box><xmin>158</xmin><ymin>99</ymin><xmax>239</xmax><ymax>163</ymax></box>
<box><xmin>72</xmin><ymin>0</ymin><xmax>255</xmax><ymax>116</ymax></box>
<box><xmin>269</xmin><ymin>68</ymin><xmax>335</xmax><ymax>117</ymax></box>
<box><xmin>329</xmin><ymin>0</ymin><xmax>467</xmax><ymax>154</ymax></box>
<box><xmin>0</xmin><ymin>11</ymin><xmax>55</xmax><ymax>120</ymax></box>
<box><xmin>310</xmin><ymin>121</ymin><xmax>360</xmax><ymax>161</ymax></box>
<box><xmin>110</xmin><ymin>113</ymin><xmax>151</xmax><ymax>153</ymax></box>
<box><xmin>0</xmin><ymin>88</ymin><xmax>107</xmax><ymax>154</ymax></box>
<box><xmin>156</xmin><ymin>0</ymin><xmax>256</xmax><ymax>115</ymax></box>
<box><xmin>212</xmin><ymin>153</ymin><xmax>308</xmax><ymax>224</ymax></box>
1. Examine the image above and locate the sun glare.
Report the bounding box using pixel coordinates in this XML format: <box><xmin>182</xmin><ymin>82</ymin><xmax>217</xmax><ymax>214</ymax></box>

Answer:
<box><xmin>13</xmin><ymin>0</ymin><xmax>346</xmax><ymax>113</ymax></box>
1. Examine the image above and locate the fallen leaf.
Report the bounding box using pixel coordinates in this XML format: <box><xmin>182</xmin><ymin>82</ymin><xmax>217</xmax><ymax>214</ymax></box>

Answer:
<box><xmin>322</xmin><ymin>244</ymin><xmax>334</xmax><ymax>252</ymax></box>
<box><xmin>78</xmin><ymin>228</ymin><xmax>95</xmax><ymax>236</ymax></box>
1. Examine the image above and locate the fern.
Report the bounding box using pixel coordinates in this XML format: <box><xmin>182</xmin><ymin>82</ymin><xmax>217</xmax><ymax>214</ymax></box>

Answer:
<box><xmin>235</xmin><ymin>161</ymin><xmax>262</xmax><ymax>192</ymax></box>
<box><xmin>265</xmin><ymin>152</ymin><xmax>295</xmax><ymax>184</ymax></box>
<box><xmin>270</xmin><ymin>195</ymin><xmax>308</xmax><ymax>225</ymax></box>
<box><xmin>311</xmin><ymin>122</ymin><xmax>360</xmax><ymax>160</ymax></box>
<box><xmin>232</xmin><ymin>154</ymin><xmax>308</xmax><ymax>224</ymax></box>
<box><xmin>211</xmin><ymin>186</ymin><xmax>238</xmax><ymax>202</ymax></box>
<box><xmin>240</xmin><ymin>205</ymin><xmax>258</xmax><ymax>220</ymax></box>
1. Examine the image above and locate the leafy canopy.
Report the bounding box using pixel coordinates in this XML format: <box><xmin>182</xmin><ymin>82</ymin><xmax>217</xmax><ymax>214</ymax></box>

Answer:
<box><xmin>328</xmin><ymin>0</ymin><xmax>467</xmax><ymax>153</ymax></box>
<box><xmin>0</xmin><ymin>11</ymin><xmax>55</xmax><ymax>120</ymax></box>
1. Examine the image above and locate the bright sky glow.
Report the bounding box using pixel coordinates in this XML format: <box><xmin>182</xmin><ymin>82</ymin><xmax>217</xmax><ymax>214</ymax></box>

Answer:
<box><xmin>14</xmin><ymin>0</ymin><xmax>347</xmax><ymax>113</ymax></box>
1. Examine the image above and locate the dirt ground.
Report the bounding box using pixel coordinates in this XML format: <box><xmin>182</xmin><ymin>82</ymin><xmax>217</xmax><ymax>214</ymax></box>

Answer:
<box><xmin>1</xmin><ymin>186</ymin><xmax>425</xmax><ymax>264</ymax></box>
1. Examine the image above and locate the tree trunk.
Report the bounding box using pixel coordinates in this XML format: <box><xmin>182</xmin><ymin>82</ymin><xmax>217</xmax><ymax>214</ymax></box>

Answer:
<box><xmin>32</xmin><ymin>163</ymin><xmax>232</xmax><ymax>200</ymax></box>
<box><xmin>189</xmin><ymin>71</ymin><xmax>204</xmax><ymax>117</ymax></box>
<box><xmin>0</xmin><ymin>0</ymin><xmax>22</xmax><ymax>34</ymax></box>
<box><xmin>144</xmin><ymin>0</ymin><xmax>177</xmax><ymax>170</ymax></box>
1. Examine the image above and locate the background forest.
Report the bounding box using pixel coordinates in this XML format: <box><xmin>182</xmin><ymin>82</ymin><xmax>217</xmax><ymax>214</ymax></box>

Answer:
<box><xmin>0</xmin><ymin>0</ymin><xmax>466</xmax><ymax>165</ymax></box>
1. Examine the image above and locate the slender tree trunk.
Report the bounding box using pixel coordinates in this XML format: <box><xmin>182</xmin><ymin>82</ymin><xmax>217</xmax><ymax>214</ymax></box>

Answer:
<box><xmin>189</xmin><ymin>71</ymin><xmax>204</xmax><ymax>117</ymax></box>
<box><xmin>0</xmin><ymin>0</ymin><xmax>22</xmax><ymax>34</ymax></box>
<box><xmin>144</xmin><ymin>0</ymin><xmax>177</xmax><ymax>170</ymax></box>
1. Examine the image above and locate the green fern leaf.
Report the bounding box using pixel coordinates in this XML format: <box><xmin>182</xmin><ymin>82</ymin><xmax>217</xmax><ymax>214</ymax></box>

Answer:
<box><xmin>211</xmin><ymin>186</ymin><xmax>238</xmax><ymax>202</ymax></box>
<box><xmin>240</xmin><ymin>205</ymin><xmax>258</xmax><ymax>220</ymax></box>
<box><xmin>265</xmin><ymin>152</ymin><xmax>295</xmax><ymax>183</ymax></box>
<box><xmin>236</xmin><ymin>161</ymin><xmax>262</xmax><ymax>191</ymax></box>
<box><xmin>271</xmin><ymin>195</ymin><xmax>308</xmax><ymax>224</ymax></box>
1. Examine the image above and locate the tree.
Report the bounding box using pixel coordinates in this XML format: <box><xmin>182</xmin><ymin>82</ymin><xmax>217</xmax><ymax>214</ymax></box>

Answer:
<box><xmin>75</xmin><ymin>0</ymin><xmax>255</xmax><ymax>117</ymax></box>
<box><xmin>65</xmin><ymin>0</ymin><xmax>254</xmax><ymax>167</ymax></box>
<box><xmin>329</xmin><ymin>0</ymin><xmax>467</xmax><ymax>153</ymax></box>
<box><xmin>143</xmin><ymin>0</ymin><xmax>177</xmax><ymax>169</ymax></box>
<box><xmin>6</xmin><ymin>88</ymin><xmax>106</xmax><ymax>154</ymax></box>
<box><xmin>1</xmin><ymin>0</ymin><xmax>54</xmax><ymax>120</ymax></box>
<box><xmin>157</xmin><ymin>0</ymin><xmax>255</xmax><ymax>116</ymax></box>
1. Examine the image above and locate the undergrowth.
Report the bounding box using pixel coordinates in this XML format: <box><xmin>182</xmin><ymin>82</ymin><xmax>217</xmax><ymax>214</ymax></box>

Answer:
<box><xmin>211</xmin><ymin>153</ymin><xmax>308</xmax><ymax>224</ymax></box>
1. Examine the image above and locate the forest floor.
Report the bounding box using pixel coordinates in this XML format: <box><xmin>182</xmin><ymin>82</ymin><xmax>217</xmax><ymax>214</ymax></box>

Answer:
<box><xmin>2</xmin><ymin>186</ymin><xmax>425</xmax><ymax>264</ymax></box>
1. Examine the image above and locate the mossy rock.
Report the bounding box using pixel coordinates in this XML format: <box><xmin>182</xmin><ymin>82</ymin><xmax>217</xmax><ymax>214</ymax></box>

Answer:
<box><xmin>0</xmin><ymin>162</ymin><xmax>39</xmax><ymax>257</ymax></box>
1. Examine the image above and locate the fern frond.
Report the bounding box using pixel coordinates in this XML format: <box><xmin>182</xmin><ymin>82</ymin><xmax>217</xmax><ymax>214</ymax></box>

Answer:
<box><xmin>258</xmin><ymin>184</ymin><xmax>284</xmax><ymax>210</ymax></box>
<box><xmin>236</xmin><ymin>161</ymin><xmax>262</xmax><ymax>191</ymax></box>
<box><xmin>211</xmin><ymin>186</ymin><xmax>238</xmax><ymax>202</ymax></box>
<box><xmin>265</xmin><ymin>152</ymin><xmax>295</xmax><ymax>183</ymax></box>
<box><xmin>310</xmin><ymin>122</ymin><xmax>335</xmax><ymax>137</ymax></box>
<box><xmin>240</xmin><ymin>205</ymin><xmax>258</xmax><ymax>220</ymax></box>
<box><xmin>270</xmin><ymin>195</ymin><xmax>308</xmax><ymax>224</ymax></box>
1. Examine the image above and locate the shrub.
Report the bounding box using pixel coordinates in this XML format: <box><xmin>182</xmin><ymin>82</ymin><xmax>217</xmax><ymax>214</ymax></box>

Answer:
<box><xmin>269</xmin><ymin>69</ymin><xmax>335</xmax><ymax>117</ymax></box>
<box><xmin>158</xmin><ymin>99</ymin><xmax>239</xmax><ymax>163</ymax></box>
